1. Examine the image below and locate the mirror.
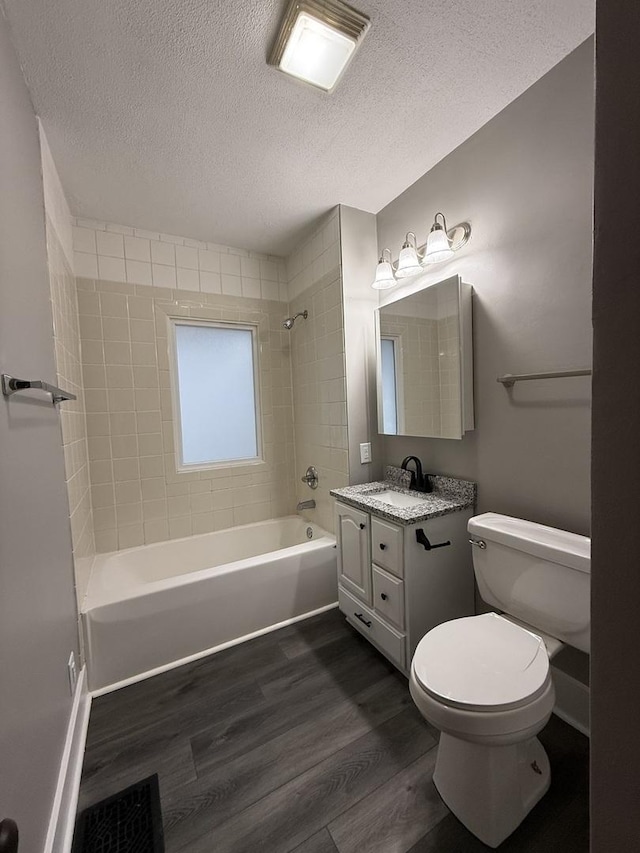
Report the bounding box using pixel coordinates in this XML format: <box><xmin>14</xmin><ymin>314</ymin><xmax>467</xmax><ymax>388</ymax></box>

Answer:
<box><xmin>375</xmin><ymin>274</ymin><xmax>474</xmax><ymax>439</ymax></box>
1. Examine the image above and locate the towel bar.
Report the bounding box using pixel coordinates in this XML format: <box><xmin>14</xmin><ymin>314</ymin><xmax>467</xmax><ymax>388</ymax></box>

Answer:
<box><xmin>2</xmin><ymin>373</ymin><xmax>77</xmax><ymax>404</ymax></box>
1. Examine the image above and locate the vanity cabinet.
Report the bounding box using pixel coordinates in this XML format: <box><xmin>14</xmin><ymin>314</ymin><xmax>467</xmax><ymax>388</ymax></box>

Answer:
<box><xmin>335</xmin><ymin>500</ymin><xmax>475</xmax><ymax>674</ymax></box>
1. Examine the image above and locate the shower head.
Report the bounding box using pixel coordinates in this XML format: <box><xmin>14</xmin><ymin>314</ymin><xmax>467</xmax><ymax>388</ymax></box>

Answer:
<box><xmin>283</xmin><ymin>310</ymin><xmax>308</xmax><ymax>330</ymax></box>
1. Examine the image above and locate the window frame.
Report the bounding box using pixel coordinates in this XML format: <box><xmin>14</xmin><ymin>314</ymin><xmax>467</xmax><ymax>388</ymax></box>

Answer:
<box><xmin>168</xmin><ymin>317</ymin><xmax>263</xmax><ymax>473</ymax></box>
<box><xmin>380</xmin><ymin>333</ymin><xmax>405</xmax><ymax>435</ymax></box>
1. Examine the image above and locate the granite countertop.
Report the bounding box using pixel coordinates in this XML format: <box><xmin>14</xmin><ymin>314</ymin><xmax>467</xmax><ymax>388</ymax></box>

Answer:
<box><xmin>330</xmin><ymin>470</ymin><xmax>477</xmax><ymax>526</ymax></box>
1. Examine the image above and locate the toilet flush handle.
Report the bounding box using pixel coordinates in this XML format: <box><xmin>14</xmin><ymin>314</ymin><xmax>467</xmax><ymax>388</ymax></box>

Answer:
<box><xmin>469</xmin><ymin>538</ymin><xmax>487</xmax><ymax>549</ymax></box>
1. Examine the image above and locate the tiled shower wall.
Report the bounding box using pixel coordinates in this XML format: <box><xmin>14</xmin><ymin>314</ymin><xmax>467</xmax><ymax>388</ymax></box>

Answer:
<box><xmin>77</xmin><ymin>275</ymin><xmax>297</xmax><ymax>552</ymax></box>
<box><xmin>41</xmin><ymin>126</ymin><xmax>95</xmax><ymax>605</ymax></box>
<box><xmin>63</xmin><ymin>208</ymin><xmax>348</xmax><ymax>553</ymax></box>
<box><xmin>287</xmin><ymin>209</ymin><xmax>348</xmax><ymax>532</ymax></box>
<box><xmin>72</xmin><ymin>219</ymin><xmax>287</xmax><ymax>302</ymax></box>
<box><xmin>73</xmin><ymin>220</ymin><xmax>296</xmax><ymax>553</ymax></box>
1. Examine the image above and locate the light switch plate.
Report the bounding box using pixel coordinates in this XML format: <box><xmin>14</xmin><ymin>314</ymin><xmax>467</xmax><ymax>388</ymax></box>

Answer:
<box><xmin>360</xmin><ymin>442</ymin><xmax>372</xmax><ymax>464</ymax></box>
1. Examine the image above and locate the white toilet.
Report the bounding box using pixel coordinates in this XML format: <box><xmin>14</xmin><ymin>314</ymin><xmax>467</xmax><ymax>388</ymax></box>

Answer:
<box><xmin>409</xmin><ymin>512</ymin><xmax>590</xmax><ymax>848</ymax></box>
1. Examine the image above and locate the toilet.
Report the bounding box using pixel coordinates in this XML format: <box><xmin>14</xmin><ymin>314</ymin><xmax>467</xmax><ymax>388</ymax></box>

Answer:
<box><xmin>409</xmin><ymin>512</ymin><xmax>590</xmax><ymax>848</ymax></box>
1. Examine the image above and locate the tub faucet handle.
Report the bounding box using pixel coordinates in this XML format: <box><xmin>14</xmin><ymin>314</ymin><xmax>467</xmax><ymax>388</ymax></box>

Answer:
<box><xmin>301</xmin><ymin>466</ymin><xmax>319</xmax><ymax>489</ymax></box>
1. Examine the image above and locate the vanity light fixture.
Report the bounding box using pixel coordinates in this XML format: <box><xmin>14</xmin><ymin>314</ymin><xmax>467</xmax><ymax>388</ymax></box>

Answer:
<box><xmin>370</xmin><ymin>212</ymin><xmax>472</xmax><ymax>289</ymax></box>
<box><xmin>269</xmin><ymin>0</ymin><xmax>370</xmax><ymax>92</ymax></box>
<box><xmin>423</xmin><ymin>212</ymin><xmax>470</xmax><ymax>264</ymax></box>
<box><xmin>372</xmin><ymin>248</ymin><xmax>397</xmax><ymax>290</ymax></box>
<box><xmin>395</xmin><ymin>232</ymin><xmax>424</xmax><ymax>278</ymax></box>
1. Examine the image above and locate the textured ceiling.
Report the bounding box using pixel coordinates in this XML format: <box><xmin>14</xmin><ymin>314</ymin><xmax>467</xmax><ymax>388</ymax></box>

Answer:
<box><xmin>2</xmin><ymin>0</ymin><xmax>594</xmax><ymax>255</ymax></box>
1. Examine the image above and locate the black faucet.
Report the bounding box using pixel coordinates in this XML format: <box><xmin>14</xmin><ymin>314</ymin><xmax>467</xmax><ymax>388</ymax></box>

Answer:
<box><xmin>401</xmin><ymin>456</ymin><xmax>432</xmax><ymax>493</ymax></box>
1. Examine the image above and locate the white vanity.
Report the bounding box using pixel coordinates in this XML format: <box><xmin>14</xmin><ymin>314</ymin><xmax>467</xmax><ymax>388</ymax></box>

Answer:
<box><xmin>330</xmin><ymin>476</ymin><xmax>477</xmax><ymax>674</ymax></box>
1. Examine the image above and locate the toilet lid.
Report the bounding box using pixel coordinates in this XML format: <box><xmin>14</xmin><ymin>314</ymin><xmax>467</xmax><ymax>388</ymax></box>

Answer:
<box><xmin>412</xmin><ymin>613</ymin><xmax>550</xmax><ymax>711</ymax></box>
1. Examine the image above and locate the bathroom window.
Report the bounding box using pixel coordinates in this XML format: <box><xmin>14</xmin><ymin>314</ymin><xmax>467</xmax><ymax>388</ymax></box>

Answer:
<box><xmin>170</xmin><ymin>319</ymin><xmax>261</xmax><ymax>470</ymax></box>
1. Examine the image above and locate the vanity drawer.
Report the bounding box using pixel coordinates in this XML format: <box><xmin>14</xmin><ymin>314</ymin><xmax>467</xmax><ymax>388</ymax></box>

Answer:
<box><xmin>371</xmin><ymin>517</ymin><xmax>404</xmax><ymax>577</ymax></box>
<box><xmin>372</xmin><ymin>565</ymin><xmax>405</xmax><ymax>630</ymax></box>
<box><xmin>339</xmin><ymin>585</ymin><xmax>406</xmax><ymax>670</ymax></box>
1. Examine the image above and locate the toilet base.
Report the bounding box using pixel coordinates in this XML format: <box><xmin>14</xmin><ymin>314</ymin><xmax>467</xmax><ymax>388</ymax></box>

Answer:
<box><xmin>434</xmin><ymin>732</ymin><xmax>551</xmax><ymax>848</ymax></box>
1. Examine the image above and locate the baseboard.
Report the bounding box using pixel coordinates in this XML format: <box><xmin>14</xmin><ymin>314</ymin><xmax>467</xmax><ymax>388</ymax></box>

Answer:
<box><xmin>551</xmin><ymin>664</ymin><xmax>590</xmax><ymax>737</ymax></box>
<box><xmin>92</xmin><ymin>601</ymin><xmax>339</xmax><ymax>697</ymax></box>
<box><xmin>44</xmin><ymin>666</ymin><xmax>92</xmax><ymax>853</ymax></box>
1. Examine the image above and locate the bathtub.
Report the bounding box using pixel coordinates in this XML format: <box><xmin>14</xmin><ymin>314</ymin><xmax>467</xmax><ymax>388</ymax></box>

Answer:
<box><xmin>82</xmin><ymin>516</ymin><xmax>337</xmax><ymax>692</ymax></box>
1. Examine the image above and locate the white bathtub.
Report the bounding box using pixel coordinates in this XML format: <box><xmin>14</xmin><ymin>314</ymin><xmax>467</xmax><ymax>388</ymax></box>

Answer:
<box><xmin>82</xmin><ymin>516</ymin><xmax>337</xmax><ymax>692</ymax></box>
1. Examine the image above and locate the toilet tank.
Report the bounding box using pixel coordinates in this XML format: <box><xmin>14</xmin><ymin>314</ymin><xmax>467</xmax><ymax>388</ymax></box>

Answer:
<box><xmin>468</xmin><ymin>513</ymin><xmax>590</xmax><ymax>653</ymax></box>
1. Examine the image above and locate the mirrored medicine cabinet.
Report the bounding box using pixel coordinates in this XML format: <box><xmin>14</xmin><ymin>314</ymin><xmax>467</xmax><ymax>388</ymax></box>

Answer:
<box><xmin>375</xmin><ymin>274</ymin><xmax>474</xmax><ymax>440</ymax></box>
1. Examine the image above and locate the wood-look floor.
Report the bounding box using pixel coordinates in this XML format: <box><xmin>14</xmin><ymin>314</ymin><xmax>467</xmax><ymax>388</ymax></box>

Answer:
<box><xmin>77</xmin><ymin>609</ymin><xmax>589</xmax><ymax>852</ymax></box>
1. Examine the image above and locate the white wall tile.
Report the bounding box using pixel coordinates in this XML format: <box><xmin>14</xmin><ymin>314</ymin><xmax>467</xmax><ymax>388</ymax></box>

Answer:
<box><xmin>241</xmin><ymin>257</ymin><xmax>261</xmax><ymax>279</ymax></box>
<box><xmin>98</xmin><ymin>255</ymin><xmax>126</xmax><ymax>282</ymax></box>
<box><xmin>260</xmin><ymin>260</ymin><xmax>279</xmax><ymax>281</ymax></box>
<box><xmin>97</xmin><ymin>230</ymin><xmax>125</xmax><ymax>258</ymax></box>
<box><xmin>261</xmin><ymin>280</ymin><xmax>280</xmax><ymax>301</ymax></box>
<box><xmin>241</xmin><ymin>277</ymin><xmax>261</xmax><ymax>299</ymax></box>
<box><xmin>124</xmin><ymin>236</ymin><xmax>151</xmax><ymax>262</ymax></box>
<box><xmin>200</xmin><ymin>271</ymin><xmax>222</xmax><ymax>294</ymax></box>
<box><xmin>177</xmin><ymin>267</ymin><xmax>200</xmax><ymax>291</ymax></box>
<box><xmin>199</xmin><ymin>250</ymin><xmax>220</xmax><ymax>272</ymax></box>
<box><xmin>151</xmin><ymin>240</ymin><xmax>175</xmax><ymax>266</ymax></box>
<box><xmin>75</xmin><ymin>251</ymin><xmax>99</xmax><ymax>278</ymax></box>
<box><xmin>126</xmin><ymin>260</ymin><xmax>153</xmax><ymax>286</ymax></box>
<box><xmin>221</xmin><ymin>253</ymin><xmax>241</xmax><ymax>276</ymax></box>
<box><xmin>175</xmin><ymin>245</ymin><xmax>198</xmax><ymax>270</ymax></box>
<box><xmin>221</xmin><ymin>274</ymin><xmax>242</xmax><ymax>296</ymax></box>
<box><xmin>152</xmin><ymin>263</ymin><xmax>177</xmax><ymax>288</ymax></box>
<box><xmin>73</xmin><ymin>226</ymin><xmax>96</xmax><ymax>254</ymax></box>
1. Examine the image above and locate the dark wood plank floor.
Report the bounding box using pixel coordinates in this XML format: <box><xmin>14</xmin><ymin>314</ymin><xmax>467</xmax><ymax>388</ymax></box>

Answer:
<box><xmin>77</xmin><ymin>609</ymin><xmax>589</xmax><ymax>852</ymax></box>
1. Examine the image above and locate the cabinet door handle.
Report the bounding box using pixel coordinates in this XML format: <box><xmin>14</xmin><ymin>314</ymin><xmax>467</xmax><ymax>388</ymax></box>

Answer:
<box><xmin>354</xmin><ymin>612</ymin><xmax>372</xmax><ymax>628</ymax></box>
<box><xmin>380</xmin><ymin>593</ymin><xmax>388</xmax><ymax>601</ymax></box>
<box><xmin>359</xmin><ymin>523</ymin><xmax>366</xmax><ymax>530</ymax></box>
<box><xmin>379</xmin><ymin>543</ymin><xmax>386</xmax><ymax>550</ymax></box>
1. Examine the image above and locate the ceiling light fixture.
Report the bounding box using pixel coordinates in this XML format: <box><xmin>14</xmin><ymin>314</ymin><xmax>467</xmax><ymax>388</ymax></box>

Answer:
<box><xmin>371</xmin><ymin>213</ymin><xmax>472</xmax><ymax>289</ymax></box>
<box><xmin>269</xmin><ymin>0</ymin><xmax>370</xmax><ymax>92</ymax></box>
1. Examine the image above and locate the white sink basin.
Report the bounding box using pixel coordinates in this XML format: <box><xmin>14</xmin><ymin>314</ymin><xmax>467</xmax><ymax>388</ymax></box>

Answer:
<box><xmin>368</xmin><ymin>490</ymin><xmax>429</xmax><ymax>509</ymax></box>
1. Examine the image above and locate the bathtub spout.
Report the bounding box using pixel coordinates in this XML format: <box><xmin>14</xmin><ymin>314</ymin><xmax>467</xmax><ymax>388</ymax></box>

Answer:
<box><xmin>297</xmin><ymin>499</ymin><xmax>316</xmax><ymax>511</ymax></box>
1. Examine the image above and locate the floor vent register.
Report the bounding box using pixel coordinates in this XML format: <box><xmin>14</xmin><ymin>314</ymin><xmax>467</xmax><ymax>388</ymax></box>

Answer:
<box><xmin>72</xmin><ymin>775</ymin><xmax>164</xmax><ymax>853</ymax></box>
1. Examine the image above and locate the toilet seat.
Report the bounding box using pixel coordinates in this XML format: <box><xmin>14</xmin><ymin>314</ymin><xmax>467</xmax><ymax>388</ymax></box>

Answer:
<box><xmin>412</xmin><ymin>613</ymin><xmax>550</xmax><ymax>712</ymax></box>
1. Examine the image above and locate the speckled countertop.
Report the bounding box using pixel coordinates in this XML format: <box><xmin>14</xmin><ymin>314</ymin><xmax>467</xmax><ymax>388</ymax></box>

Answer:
<box><xmin>330</xmin><ymin>472</ymin><xmax>477</xmax><ymax>526</ymax></box>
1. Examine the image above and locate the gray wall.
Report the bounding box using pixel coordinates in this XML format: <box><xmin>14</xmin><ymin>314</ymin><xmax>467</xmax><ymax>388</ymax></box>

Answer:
<box><xmin>376</xmin><ymin>40</ymin><xmax>594</xmax><ymax>540</ymax></box>
<box><xmin>339</xmin><ymin>205</ymin><xmax>383</xmax><ymax>485</ymax></box>
<box><xmin>591</xmin><ymin>1</ymin><xmax>640</xmax><ymax>847</ymax></box>
<box><xmin>0</xmin><ymin>12</ymin><xmax>80</xmax><ymax>851</ymax></box>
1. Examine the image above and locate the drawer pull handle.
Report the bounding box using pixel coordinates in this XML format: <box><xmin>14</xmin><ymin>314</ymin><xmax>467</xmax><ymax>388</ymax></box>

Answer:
<box><xmin>359</xmin><ymin>523</ymin><xmax>366</xmax><ymax>530</ymax></box>
<box><xmin>354</xmin><ymin>612</ymin><xmax>372</xmax><ymax>628</ymax></box>
<box><xmin>380</xmin><ymin>593</ymin><xmax>388</xmax><ymax>601</ymax></box>
<box><xmin>379</xmin><ymin>543</ymin><xmax>386</xmax><ymax>550</ymax></box>
<box><xmin>416</xmin><ymin>529</ymin><xmax>451</xmax><ymax>551</ymax></box>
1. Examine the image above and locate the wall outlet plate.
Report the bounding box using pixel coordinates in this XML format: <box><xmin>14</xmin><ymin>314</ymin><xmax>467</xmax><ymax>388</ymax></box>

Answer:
<box><xmin>67</xmin><ymin>651</ymin><xmax>77</xmax><ymax>696</ymax></box>
<box><xmin>360</xmin><ymin>442</ymin><xmax>372</xmax><ymax>464</ymax></box>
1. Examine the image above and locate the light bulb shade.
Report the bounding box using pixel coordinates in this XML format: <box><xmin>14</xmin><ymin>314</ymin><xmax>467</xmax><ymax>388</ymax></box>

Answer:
<box><xmin>372</xmin><ymin>260</ymin><xmax>396</xmax><ymax>290</ymax></box>
<box><xmin>395</xmin><ymin>244</ymin><xmax>423</xmax><ymax>278</ymax></box>
<box><xmin>423</xmin><ymin>227</ymin><xmax>454</xmax><ymax>264</ymax></box>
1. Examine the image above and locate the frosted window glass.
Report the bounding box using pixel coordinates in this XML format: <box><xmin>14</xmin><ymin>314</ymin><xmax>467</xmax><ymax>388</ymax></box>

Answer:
<box><xmin>381</xmin><ymin>337</ymin><xmax>398</xmax><ymax>435</ymax></box>
<box><xmin>174</xmin><ymin>323</ymin><xmax>258</xmax><ymax>465</ymax></box>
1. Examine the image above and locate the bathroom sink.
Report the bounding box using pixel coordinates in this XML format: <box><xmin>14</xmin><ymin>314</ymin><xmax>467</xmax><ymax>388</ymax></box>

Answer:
<box><xmin>368</xmin><ymin>490</ymin><xmax>429</xmax><ymax>508</ymax></box>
